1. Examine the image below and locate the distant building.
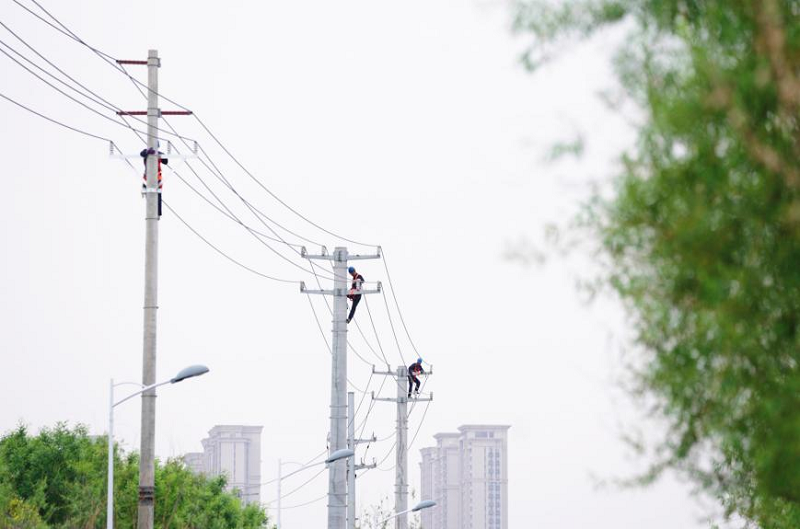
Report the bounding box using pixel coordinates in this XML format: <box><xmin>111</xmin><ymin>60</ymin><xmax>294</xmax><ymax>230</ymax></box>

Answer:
<box><xmin>419</xmin><ymin>425</ymin><xmax>509</xmax><ymax>529</ymax></box>
<box><xmin>182</xmin><ymin>451</ymin><xmax>205</xmax><ymax>475</ymax></box>
<box><xmin>182</xmin><ymin>425</ymin><xmax>263</xmax><ymax>504</ymax></box>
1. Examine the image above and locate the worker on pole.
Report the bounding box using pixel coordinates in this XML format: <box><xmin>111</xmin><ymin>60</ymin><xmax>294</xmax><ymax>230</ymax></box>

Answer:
<box><xmin>140</xmin><ymin>143</ymin><xmax>167</xmax><ymax>217</ymax></box>
<box><xmin>346</xmin><ymin>266</ymin><xmax>364</xmax><ymax>324</ymax></box>
<box><xmin>407</xmin><ymin>358</ymin><xmax>424</xmax><ymax>398</ymax></box>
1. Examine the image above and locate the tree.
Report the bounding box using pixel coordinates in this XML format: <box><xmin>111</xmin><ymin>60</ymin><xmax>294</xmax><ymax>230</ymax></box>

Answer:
<box><xmin>0</xmin><ymin>423</ymin><xmax>269</xmax><ymax>528</ymax></box>
<box><xmin>356</xmin><ymin>492</ymin><xmax>422</xmax><ymax>529</ymax></box>
<box><xmin>514</xmin><ymin>1</ymin><xmax>799</xmax><ymax>527</ymax></box>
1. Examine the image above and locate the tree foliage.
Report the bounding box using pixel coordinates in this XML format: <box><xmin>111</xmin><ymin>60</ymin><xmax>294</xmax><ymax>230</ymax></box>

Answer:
<box><xmin>515</xmin><ymin>1</ymin><xmax>799</xmax><ymax>527</ymax></box>
<box><xmin>0</xmin><ymin>424</ymin><xmax>268</xmax><ymax>529</ymax></box>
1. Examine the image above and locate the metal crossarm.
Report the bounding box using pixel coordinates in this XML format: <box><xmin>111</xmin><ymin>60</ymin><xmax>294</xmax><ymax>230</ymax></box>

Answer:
<box><xmin>355</xmin><ymin>460</ymin><xmax>377</xmax><ymax>471</ymax></box>
<box><xmin>301</xmin><ymin>246</ymin><xmax>381</xmax><ymax>261</ymax></box>
<box><xmin>300</xmin><ymin>281</ymin><xmax>382</xmax><ymax>296</ymax></box>
<box><xmin>109</xmin><ymin>141</ymin><xmax>199</xmax><ymax>161</ymax></box>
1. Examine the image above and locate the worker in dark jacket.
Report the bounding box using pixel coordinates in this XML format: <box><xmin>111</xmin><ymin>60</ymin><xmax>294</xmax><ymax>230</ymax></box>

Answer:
<box><xmin>408</xmin><ymin>358</ymin><xmax>424</xmax><ymax>398</ymax></box>
<box><xmin>141</xmin><ymin>145</ymin><xmax>168</xmax><ymax>217</ymax></box>
<box><xmin>346</xmin><ymin>266</ymin><xmax>364</xmax><ymax>324</ymax></box>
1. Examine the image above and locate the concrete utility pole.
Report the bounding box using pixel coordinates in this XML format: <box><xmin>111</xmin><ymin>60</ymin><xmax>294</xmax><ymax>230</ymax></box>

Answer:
<box><xmin>137</xmin><ymin>49</ymin><xmax>160</xmax><ymax>529</ymax></box>
<box><xmin>115</xmin><ymin>51</ymin><xmax>192</xmax><ymax>529</ymax></box>
<box><xmin>373</xmin><ymin>366</ymin><xmax>433</xmax><ymax>529</ymax></box>
<box><xmin>347</xmin><ymin>392</ymin><xmax>377</xmax><ymax>529</ymax></box>
<box><xmin>347</xmin><ymin>392</ymin><xmax>356</xmax><ymax>529</ymax></box>
<box><xmin>301</xmin><ymin>246</ymin><xmax>381</xmax><ymax>529</ymax></box>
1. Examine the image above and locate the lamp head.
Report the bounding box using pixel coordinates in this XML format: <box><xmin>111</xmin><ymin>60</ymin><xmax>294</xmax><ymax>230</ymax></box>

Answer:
<box><xmin>171</xmin><ymin>365</ymin><xmax>209</xmax><ymax>383</ymax></box>
<box><xmin>325</xmin><ymin>448</ymin><xmax>354</xmax><ymax>464</ymax></box>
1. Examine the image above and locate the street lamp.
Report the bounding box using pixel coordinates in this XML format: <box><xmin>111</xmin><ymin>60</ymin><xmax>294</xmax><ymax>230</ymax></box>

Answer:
<box><xmin>107</xmin><ymin>365</ymin><xmax>209</xmax><ymax>529</ymax></box>
<box><xmin>375</xmin><ymin>500</ymin><xmax>437</xmax><ymax>527</ymax></box>
<box><xmin>272</xmin><ymin>449</ymin><xmax>354</xmax><ymax>529</ymax></box>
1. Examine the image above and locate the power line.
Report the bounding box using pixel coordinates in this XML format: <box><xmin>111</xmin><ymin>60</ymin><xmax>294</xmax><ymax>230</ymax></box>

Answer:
<box><xmin>0</xmin><ymin>90</ymin><xmax>110</xmax><ymax>142</ymax></box>
<box><xmin>0</xmin><ymin>40</ymin><xmax>158</xmax><ymax>141</ymax></box>
<box><xmin>16</xmin><ymin>0</ymin><xmax>378</xmax><ymax>249</ymax></box>
<box><xmin>380</xmin><ymin>290</ymin><xmax>409</xmax><ymax>367</ymax></box>
<box><xmin>263</xmin><ymin>467</ymin><xmax>326</xmax><ymax>505</ymax></box>
<box><xmin>305</xmin><ymin>293</ymin><xmax>371</xmax><ymax>394</ymax></box>
<box><xmin>8</xmin><ymin>2</ymin><xmax>328</xmax><ymax>282</ymax></box>
<box><xmin>280</xmin><ymin>493</ymin><xmax>327</xmax><ymax>510</ymax></box>
<box><xmin>381</xmin><ymin>251</ymin><xmax>423</xmax><ymax>359</ymax></box>
<box><xmin>0</xmin><ymin>21</ymin><xmax>193</xmax><ymax>142</ymax></box>
<box><xmin>161</xmin><ymin>201</ymin><xmax>299</xmax><ymax>284</ymax></box>
<box><xmin>166</xmin><ymin>166</ymin><xmax>305</xmax><ymax>248</ymax></box>
<box><xmin>13</xmin><ymin>0</ymin><xmax>435</xmax><ymax>492</ymax></box>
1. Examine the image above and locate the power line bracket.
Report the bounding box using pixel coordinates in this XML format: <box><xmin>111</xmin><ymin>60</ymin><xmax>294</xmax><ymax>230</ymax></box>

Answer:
<box><xmin>300</xmin><ymin>281</ymin><xmax>382</xmax><ymax>296</ymax></box>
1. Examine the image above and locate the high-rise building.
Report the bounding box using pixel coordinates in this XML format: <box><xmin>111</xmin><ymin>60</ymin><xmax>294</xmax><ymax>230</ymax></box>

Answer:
<box><xmin>182</xmin><ymin>425</ymin><xmax>263</xmax><ymax>504</ymax></box>
<box><xmin>419</xmin><ymin>425</ymin><xmax>509</xmax><ymax>529</ymax></box>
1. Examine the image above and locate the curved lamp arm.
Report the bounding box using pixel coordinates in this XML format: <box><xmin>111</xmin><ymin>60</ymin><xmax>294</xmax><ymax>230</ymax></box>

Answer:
<box><xmin>377</xmin><ymin>500</ymin><xmax>437</xmax><ymax>525</ymax></box>
<box><xmin>113</xmin><ymin>365</ymin><xmax>209</xmax><ymax>408</ymax></box>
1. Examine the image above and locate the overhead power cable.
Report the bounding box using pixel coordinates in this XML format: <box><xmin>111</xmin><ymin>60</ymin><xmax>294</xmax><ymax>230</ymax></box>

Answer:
<box><xmin>161</xmin><ymin>201</ymin><xmax>299</xmax><ymax>284</ymax></box>
<box><xmin>262</xmin><ymin>467</ymin><xmax>326</xmax><ymax>505</ymax></box>
<box><xmin>0</xmin><ymin>90</ymin><xmax>110</xmax><ymax>142</ymax></box>
<box><xmin>280</xmin><ymin>493</ymin><xmax>327</xmax><ymax>510</ymax></box>
<box><xmin>17</xmin><ymin>0</ymin><xmax>378</xmax><ymax>249</ymax></box>
<box><xmin>0</xmin><ymin>20</ymin><xmax>195</xmax><ymax>143</ymax></box>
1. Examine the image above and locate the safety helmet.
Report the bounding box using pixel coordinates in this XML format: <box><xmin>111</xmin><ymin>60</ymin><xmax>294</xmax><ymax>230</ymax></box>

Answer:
<box><xmin>417</xmin><ymin>357</ymin><xmax>423</xmax><ymax>364</ymax></box>
<box><xmin>348</xmin><ymin>267</ymin><xmax>356</xmax><ymax>274</ymax></box>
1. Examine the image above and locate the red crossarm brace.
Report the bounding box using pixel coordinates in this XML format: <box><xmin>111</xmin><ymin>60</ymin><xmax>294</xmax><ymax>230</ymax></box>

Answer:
<box><xmin>116</xmin><ymin>110</ymin><xmax>193</xmax><ymax>116</ymax></box>
<box><xmin>116</xmin><ymin>60</ymin><xmax>148</xmax><ymax>65</ymax></box>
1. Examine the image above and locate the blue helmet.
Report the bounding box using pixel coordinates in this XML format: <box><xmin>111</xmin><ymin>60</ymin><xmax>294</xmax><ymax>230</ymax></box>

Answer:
<box><xmin>417</xmin><ymin>358</ymin><xmax>423</xmax><ymax>364</ymax></box>
<box><xmin>348</xmin><ymin>267</ymin><xmax>356</xmax><ymax>274</ymax></box>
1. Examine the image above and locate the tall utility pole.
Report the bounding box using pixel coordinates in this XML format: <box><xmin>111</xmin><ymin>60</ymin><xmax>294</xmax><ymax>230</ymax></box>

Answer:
<box><xmin>115</xmin><ymin>50</ymin><xmax>192</xmax><ymax>529</ymax></box>
<box><xmin>347</xmin><ymin>392</ymin><xmax>377</xmax><ymax>529</ymax></box>
<box><xmin>301</xmin><ymin>246</ymin><xmax>381</xmax><ymax>529</ymax></box>
<box><xmin>373</xmin><ymin>366</ymin><xmax>433</xmax><ymax>529</ymax></box>
<box><xmin>138</xmin><ymin>49</ymin><xmax>160</xmax><ymax>529</ymax></box>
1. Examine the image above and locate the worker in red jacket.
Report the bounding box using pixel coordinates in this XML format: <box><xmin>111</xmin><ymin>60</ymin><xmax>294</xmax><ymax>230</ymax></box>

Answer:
<box><xmin>141</xmin><ymin>145</ymin><xmax>168</xmax><ymax>217</ymax></box>
<box><xmin>346</xmin><ymin>266</ymin><xmax>364</xmax><ymax>324</ymax></box>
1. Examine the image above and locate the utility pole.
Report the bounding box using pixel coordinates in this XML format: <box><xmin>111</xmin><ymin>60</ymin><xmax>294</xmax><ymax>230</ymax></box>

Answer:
<box><xmin>301</xmin><ymin>246</ymin><xmax>381</xmax><ymax>529</ymax></box>
<box><xmin>115</xmin><ymin>50</ymin><xmax>192</xmax><ymax>529</ymax></box>
<box><xmin>373</xmin><ymin>366</ymin><xmax>433</xmax><ymax>529</ymax></box>
<box><xmin>347</xmin><ymin>392</ymin><xmax>377</xmax><ymax>529</ymax></box>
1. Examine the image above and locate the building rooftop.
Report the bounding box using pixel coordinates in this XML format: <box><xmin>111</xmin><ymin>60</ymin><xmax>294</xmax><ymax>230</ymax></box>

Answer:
<box><xmin>207</xmin><ymin>425</ymin><xmax>264</xmax><ymax>435</ymax></box>
<box><xmin>457</xmin><ymin>424</ymin><xmax>511</xmax><ymax>432</ymax></box>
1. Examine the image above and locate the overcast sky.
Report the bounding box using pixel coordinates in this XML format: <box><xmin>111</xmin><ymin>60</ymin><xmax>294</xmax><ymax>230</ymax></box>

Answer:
<box><xmin>1</xmin><ymin>1</ymin><xmax>718</xmax><ymax>527</ymax></box>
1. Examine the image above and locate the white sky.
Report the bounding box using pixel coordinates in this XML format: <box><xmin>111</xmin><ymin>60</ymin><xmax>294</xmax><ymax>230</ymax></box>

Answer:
<box><xmin>0</xmin><ymin>1</ymin><xmax>716</xmax><ymax>527</ymax></box>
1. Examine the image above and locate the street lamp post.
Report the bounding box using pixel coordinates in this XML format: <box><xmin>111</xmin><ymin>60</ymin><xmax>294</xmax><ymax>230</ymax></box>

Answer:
<box><xmin>271</xmin><ymin>449</ymin><xmax>354</xmax><ymax>529</ymax></box>
<box><xmin>107</xmin><ymin>365</ymin><xmax>209</xmax><ymax>529</ymax></box>
<box><xmin>277</xmin><ymin>459</ymin><xmax>306</xmax><ymax>529</ymax></box>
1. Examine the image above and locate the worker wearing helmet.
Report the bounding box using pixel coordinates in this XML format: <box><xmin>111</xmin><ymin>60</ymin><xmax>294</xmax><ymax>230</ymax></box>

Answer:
<box><xmin>140</xmin><ymin>143</ymin><xmax>168</xmax><ymax>217</ymax></box>
<box><xmin>346</xmin><ymin>266</ymin><xmax>364</xmax><ymax>324</ymax></box>
<box><xmin>407</xmin><ymin>358</ymin><xmax>424</xmax><ymax>398</ymax></box>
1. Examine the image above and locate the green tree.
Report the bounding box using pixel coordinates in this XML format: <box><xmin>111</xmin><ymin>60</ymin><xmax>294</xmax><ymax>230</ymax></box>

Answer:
<box><xmin>0</xmin><ymin>424</ymin><xmax>269</xmax><ymax>528</ymax></box>
<box><xmin>514</xmin><ymin>1</ymin><xmax>799</xmax><ymax>527</ymax></box>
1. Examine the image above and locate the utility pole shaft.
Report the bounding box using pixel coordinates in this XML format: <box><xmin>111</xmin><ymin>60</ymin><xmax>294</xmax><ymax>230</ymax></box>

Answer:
<box><xmin>395</xmin><ymin>366</ymin><xmax>408</xmax><ymax>529</ymax></box>
<box><xmin>138</xmin><ymin>48</ymin><xmax>160</xmax><ymax>529</ymax></box>
<box><xmin>372</xmin><ymin>365</ymin><xmax>433</xmax><ymax>529</ymax></box>
<box><xmin>301</xmin><ymin>245</ymin><xmax>382</xmax><ymax>529</ymax></box>
<box><xmin>111</xmin><ymin>53</ymin><xmax>192</xmax><ymax>529</ymax></box>
<box><xmin>107</xmin><ymin>380</ymin><xmax>114</xmax><ymax>529</ymax></box>
<box><xmin>347</xmin><ymin>392</ymin><xmax>356</xmax><ymax>529</ymax></box>
<box><xmin>329</xmin><ymin>246</ymin><xmax>348</xmax><ymax>529</ymax></box>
